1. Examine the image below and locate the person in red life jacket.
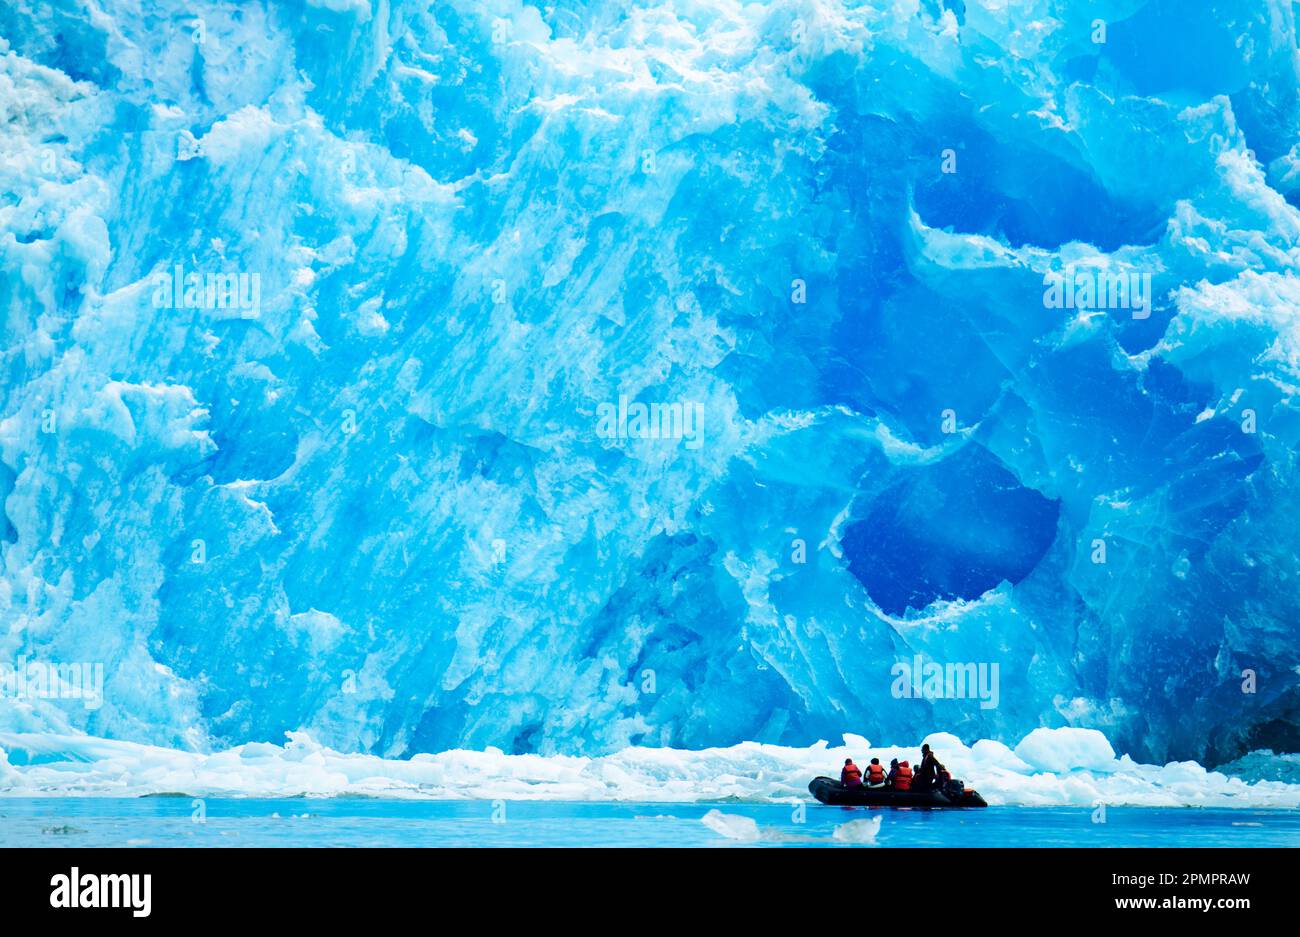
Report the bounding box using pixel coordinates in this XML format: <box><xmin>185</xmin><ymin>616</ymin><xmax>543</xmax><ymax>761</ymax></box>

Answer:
<box><xmin>865</xmin><ymin>758</ymin><xmax>887</xmax><ymax>787</ymax></box>
<box><xmin>841</xmin><ymin>758</ymin><xmax>863</xmax><ymax>787</ymax></box>
<box><xmin>889</xmin><ymin>758</ymin><xmax>913</xmax><ymax>791</ymax></box>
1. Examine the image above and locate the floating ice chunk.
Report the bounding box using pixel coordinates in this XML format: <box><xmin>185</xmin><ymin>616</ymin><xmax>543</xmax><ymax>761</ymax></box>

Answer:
<box><xmin>1014</xmin><ymin>728</ymin><xmax>1117</xmax><ymax>774</ymax></box>
<box><xmin>832</xmin><ymin>816</ymin><xmax>882</xmax><ymax>845</ymax></box>
<box><xmin>970</xmin><ymin>739</ymin><xmax>1033</xmax><ymax>773</ymax></box>
<box><xmin>701</xmin><ymin>810</ymin><xmax>761</xmax><ymax>842</ymax></box>
<box><xmin>921</xmin><ymin>732</ymin><xmax>970</xmax><ymax>754</ymax></box>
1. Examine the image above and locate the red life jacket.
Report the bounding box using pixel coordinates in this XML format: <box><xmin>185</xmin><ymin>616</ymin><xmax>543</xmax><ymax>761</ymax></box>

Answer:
<box><xmin>894</xmin><ymin>761</ymin><xmax>913</xmax><ymax>791</ymax></box>
<box><xmin>866</xmin><ymin>762</ymin><xmax>885</xmax><ymax>783</ymax></box>
<box><xmin>842</xmin><ymin>763</ymin><xmax>862</xmax><ymax>786</ymax></box>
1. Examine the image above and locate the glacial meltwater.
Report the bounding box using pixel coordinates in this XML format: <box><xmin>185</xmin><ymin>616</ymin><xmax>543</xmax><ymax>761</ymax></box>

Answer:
<box><xmin>4</xmin><ymin>799</ymin><xmax>1299</xmax><ymax>849</ymax></box>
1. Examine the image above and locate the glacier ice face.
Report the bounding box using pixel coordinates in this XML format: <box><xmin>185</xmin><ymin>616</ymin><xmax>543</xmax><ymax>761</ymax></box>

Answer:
<box><xmin>1</xmin><ymin>0</ymin><xmax>1299</xmax><ymax>770</ymax></box>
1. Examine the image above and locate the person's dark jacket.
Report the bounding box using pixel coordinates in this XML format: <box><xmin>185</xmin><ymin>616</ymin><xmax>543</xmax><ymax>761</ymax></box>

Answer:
<box><xmin>915</xmin><ymin>751</ymin><xmax>942</xmax><ymax>790</ymax></box>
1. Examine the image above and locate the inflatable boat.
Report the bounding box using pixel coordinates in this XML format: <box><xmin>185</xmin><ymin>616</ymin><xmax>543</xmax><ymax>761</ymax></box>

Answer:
<box><xmin>808</xmin><ymin>776</ymin><xmax>988</xmax><ymax>808</ymax></box>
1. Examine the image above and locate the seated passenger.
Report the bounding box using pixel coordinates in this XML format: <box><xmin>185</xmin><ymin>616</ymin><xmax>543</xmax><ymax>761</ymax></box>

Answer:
<box><xmin>841</xmin><ymin>758</ymin><xmax>863</xmax><ymax>788</ymax></box>
<box><xmin>865</xmin><ymin>757</ymin><xmax>887</xmax><ymax>788</ymax></box>
<box><xmin>891</xmin><ymin>759</ymin><xmax>913</xmax><ymax>791</ymax></box>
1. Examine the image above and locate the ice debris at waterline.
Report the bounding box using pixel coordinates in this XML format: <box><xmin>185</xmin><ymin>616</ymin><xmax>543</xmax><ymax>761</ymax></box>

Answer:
<box><xmin>2</xmin><ymin>0</ymin><xmax>1300</xmax><ymax>768</ymax></box>
<box><xmin>700</xmin><ymin>808</ymin><xmax>881</xmax><ymax>844</ymax></box>
<box><xmin>3</xmin><ymin>729</ymin><xmax>1300</xmax><ymax>808</ymax></box>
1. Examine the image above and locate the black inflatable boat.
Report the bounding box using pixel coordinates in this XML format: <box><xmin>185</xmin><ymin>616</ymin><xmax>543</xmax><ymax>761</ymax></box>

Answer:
<box><xmin>809</xmin><ymin>776</ymin><xmax>988</xmax><ymax>808</ymax></box>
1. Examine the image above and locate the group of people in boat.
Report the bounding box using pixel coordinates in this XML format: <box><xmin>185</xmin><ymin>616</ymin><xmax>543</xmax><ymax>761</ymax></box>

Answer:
<box><xmin>840</xmin><ymin>743</ymin><xmax>949</xmax><ymax>793</ymax></box>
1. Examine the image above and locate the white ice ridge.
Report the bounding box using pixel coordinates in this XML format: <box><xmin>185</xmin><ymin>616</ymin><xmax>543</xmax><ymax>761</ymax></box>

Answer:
<box><xmin>2</xmin><ymin>727</ymin><xmax>1297</xmax><ymax>808</ymax></box>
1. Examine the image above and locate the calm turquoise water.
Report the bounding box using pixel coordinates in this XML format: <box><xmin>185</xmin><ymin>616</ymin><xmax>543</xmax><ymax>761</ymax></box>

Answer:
<box><xmin>3</xmin><ymin>799</ymin><xmax>1298</xmax><ymax>847</ymax></box>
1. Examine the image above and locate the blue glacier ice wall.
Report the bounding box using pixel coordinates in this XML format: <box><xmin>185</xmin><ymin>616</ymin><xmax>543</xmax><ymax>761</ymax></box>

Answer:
<box><xmin>1</xmin><ymin>0</ymin><xmax>1299</xmax><ymax>765</ymax></box>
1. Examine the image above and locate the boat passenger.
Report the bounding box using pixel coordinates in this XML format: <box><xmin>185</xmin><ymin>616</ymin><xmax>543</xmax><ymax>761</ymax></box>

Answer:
<box><xmin>914</xmin><ymin>744</ymin><xmax>944</xmax><ymax>792</ymax></box>
<box><xmin>891</xmin><ymin>759</ymin><xmax>913</xmax><ymax>791</ymax></box>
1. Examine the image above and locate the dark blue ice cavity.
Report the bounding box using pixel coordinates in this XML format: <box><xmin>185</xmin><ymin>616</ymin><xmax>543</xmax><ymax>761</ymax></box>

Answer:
<box><xmin>1104</xmin><ymin>0</ymin><xmax>1255</xmax><ymax>99</ymax></box>
<box><xmin>842</xmin><ymin>444</ymin><xmax>1060</xmax><ymax>615</ymax></box>
<box><xmin>0</xmin><ymin>462</ymin><xmax>15</xmax><ymax>544</ymax></box>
